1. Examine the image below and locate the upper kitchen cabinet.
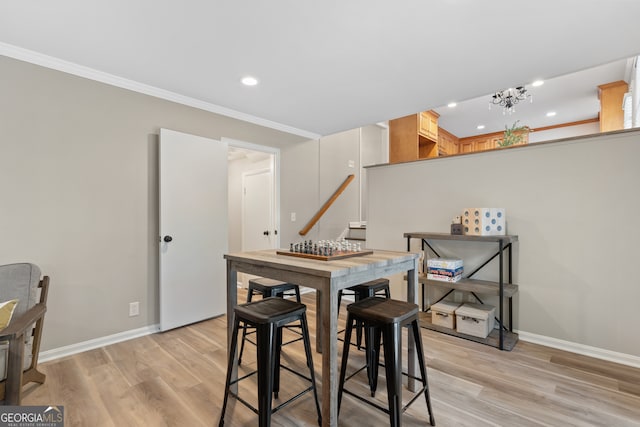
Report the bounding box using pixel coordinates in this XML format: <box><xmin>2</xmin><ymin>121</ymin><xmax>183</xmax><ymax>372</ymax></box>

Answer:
<box><xmin>419</xmin><ymin>110</ymin><xmax>439</xmax><ymax>142</ymax></box>
<box><xmin>389</xmin><ymin>110</ymin><xmax>440</xmax><ymax>163</ymax></box>
<box><xmin>458</xmin><ymin>130</ymin><xmax>527</xmax><ymax>154</ymax></box>
<box><xmin>438</xmin><ymin>127</ymin><xmax>459</xmax><ymax>156</ymax></box>
<box><xmin>598</xmin><ymin>81</ymin><xmax>628</xmax><ymax>132</ymax></box>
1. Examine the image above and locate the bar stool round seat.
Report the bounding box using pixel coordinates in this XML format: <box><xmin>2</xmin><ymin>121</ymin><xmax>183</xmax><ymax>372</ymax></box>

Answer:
<box><xmin>247</xmin><ymin>277</ymin><xmax>302</xmax><ymax>302</ymax></box>
<box><xmin>219</xmin><ymin>297</ymin><xmax>321</xmax><ymax>427</ymax></box>
<box><xmin>239</xmin><ymin>278</ymin><xmax>302</xmax><ymax>365</ymax></box>
<box><xmin>338</xmin><ymin>278</ymin><xmax>390</xmax><ymax>350</ymax></box>
<box><xmin>338</xmin><ymin>278</ymin><xmax>390</xmax><ymax>307</ymax></box>
<box><xmin>338</xmin><ymin>297</ymin><xmax>435</xmax><ymax>427</ymax></box>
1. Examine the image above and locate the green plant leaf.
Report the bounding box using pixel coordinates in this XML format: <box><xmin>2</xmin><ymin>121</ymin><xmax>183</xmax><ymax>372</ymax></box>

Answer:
<box><xmin>498</xmin><ymin>120</ymin><xmax>529</xmax><ymax>147</ymax></box>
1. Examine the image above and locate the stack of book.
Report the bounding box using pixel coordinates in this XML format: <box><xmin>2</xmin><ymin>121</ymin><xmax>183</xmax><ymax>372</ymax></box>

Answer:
<box><xmin>426</xmin><ymin>258</ymin><xmax>463</xmax><ymax>282</ymax></box>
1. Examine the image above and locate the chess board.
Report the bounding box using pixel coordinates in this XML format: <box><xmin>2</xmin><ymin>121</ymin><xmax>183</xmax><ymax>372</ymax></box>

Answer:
<box><xmin>276</xmin><ymin>249</ymin><xmax>373</xmax><ymax>261</ymax></box>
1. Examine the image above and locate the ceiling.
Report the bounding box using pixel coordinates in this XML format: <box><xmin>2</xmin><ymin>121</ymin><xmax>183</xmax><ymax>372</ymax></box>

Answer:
<box><xmin>1</xmin><ymin>1</ymin><xmax>640</xmax><ymax>139</ymax></box>
<box><xmin>435</xmin><ymin>58</ymin><xmax>632</xmax><ymax>138</ymax></box>
<box><xmin>228</xmin><ymin>147</ymin><xmax>271</xmax><ymax>163</ymax></box>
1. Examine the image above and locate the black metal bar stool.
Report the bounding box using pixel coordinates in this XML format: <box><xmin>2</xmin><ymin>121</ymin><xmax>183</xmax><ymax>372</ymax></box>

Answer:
<box><xmin>238</xmin><ymin>277</ymin><xmax>302</xmax><ymax>364</ymax></box>
<box><xmin>219</xmin><ymin>297</ymin><xmax>321</xmax><ymax>427</ymax></box>
<box><xmin>338</xmin><ymin>278</ymin><xmax>390</xmax><ymax>349</ymax></box>
<box><xmin>247</xmin><ymin>277</ymin><xmax>302</xmax><ymax>303</ymax></box>
<box><xmin>338</xmin><ymin>297</ymin><xmax>435</xmax><ymax>427</ymax></box>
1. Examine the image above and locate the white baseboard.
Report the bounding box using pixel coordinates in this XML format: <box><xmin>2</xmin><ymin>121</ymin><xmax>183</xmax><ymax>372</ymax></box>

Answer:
<box><xmin>38</xmin><ymin>323</ymin><xmax>640</xmax><ymax>371</ymax></box>
<box><xmin>517</xmin><ymin>330</ymin><xmax>640</xmax><ymax>369</ymax></box>
<box><xmin>38</xmin><ymin>324</ymin><xmax>160</xmax><ymax>363</ymax></box>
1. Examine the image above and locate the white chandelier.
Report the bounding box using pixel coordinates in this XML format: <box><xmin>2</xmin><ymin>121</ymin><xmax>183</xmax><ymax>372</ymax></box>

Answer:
<box><xmin>489</xmin><ymin>86</ymin><xmax>531</xmax><ymax>114</ymax></box>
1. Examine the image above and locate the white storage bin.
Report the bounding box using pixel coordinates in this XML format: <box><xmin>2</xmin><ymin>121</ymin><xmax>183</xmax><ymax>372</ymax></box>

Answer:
<box><xmin>430</xmin><ymin>301</ymin><xmax>461</xmax><ymax>329</ymax></box>
<box><xmin>455</xmin><ymin>303</ymin><xmax>495</xmax><ymax>338</ymax></box>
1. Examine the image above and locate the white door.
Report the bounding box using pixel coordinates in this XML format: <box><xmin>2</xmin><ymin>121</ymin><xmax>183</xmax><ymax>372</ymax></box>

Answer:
<box><xmin>242</xmin><ymin>168</ymin><xmax>276</xmax><ymax>251</ymax></box>
<box><xmin>159</xmin><ymin>128</ymin><xmax>228</xmax><ymax>331</ymax></box>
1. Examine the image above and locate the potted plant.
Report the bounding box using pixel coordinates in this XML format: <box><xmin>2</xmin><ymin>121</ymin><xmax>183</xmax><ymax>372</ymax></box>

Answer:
<box><xmin>498</xmin><ymin>120</ymin><xmax>530</xmax><ymax>147</ymax></box>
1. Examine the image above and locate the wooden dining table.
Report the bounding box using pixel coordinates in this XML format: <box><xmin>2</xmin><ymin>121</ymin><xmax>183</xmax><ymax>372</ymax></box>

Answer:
<box><xmin>224</xmin><ymin>249</ymin><xmax>421</xmax><ymax>427</ymax></box>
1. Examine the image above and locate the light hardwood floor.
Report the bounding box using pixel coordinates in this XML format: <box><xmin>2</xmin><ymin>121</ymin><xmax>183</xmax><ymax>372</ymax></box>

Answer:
<box><xmin>24</xmin><ymin>291</ymin><xmax>640</xmax><ymax>426</ymax></box>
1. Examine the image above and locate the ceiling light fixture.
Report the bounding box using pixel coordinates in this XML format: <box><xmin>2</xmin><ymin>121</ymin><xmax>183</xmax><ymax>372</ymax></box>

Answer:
<box><xmin>477</xmin><ymin>125</ymin><xmax>485</xmax><ymax>130</ymax></box>
<box><xmin>448</xmin><ymin>102</ymin><xmax>457</xmax><ymax>108</ymax></box>
<box><xmin>241</xmin><ymin>76</ymin><xmax>258</xmax><ymax>86</ymax></box>
<box><xmin>489</xmin><ymin>86</ymin><xmax>532</xmax><ymax>114</ymax></box>
<box><xmin>546</xmin><ymin>111</ymin><xmax>556</xmax><ymax>117</ymax></box>
<box><xmin>532</xmin><ymin>80</ymin><xmax>545</xmax><ymax>87</ymax></box>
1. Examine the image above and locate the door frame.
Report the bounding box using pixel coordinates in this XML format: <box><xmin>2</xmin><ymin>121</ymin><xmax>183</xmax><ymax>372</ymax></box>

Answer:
<box><xmin>223</xmin><ymin>137</ymin><xmax>281</xmax><ymax>250</ymax></box>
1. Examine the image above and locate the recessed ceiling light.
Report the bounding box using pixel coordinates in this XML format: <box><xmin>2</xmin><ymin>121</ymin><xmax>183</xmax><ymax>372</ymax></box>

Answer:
<box><xmin>546</xmin><ymin>111</ymin><xmax>557</xmax><ymax>117</ymax></box>
<box><xmin>477</xmin><ymin>125</ymin><xmax>485</xmax><ymax>130</ymax></box>
<box><xmin>532</xmin><ymin>80</ymin><xmax>544</xmax><ymax>87</ymax></box>
<box><xmin>448</xmin><ymin>102</ymin><xmax>457</xmax><ymax>108</ymax></box>
<box><xmin>241</xmin><ymin>76</ymin><xmax>259</xmax><ymax>86</ymax></box>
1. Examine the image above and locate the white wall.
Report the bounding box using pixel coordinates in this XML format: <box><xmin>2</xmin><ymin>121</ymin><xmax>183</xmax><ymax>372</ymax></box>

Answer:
<box><xmin>279</xmin><ymin>125</ymin><xmax>388</xmax><ymax>246</ymax></box>
<box><xmin>360</xmin><ymin>124</ymin><xmax>388</xmax><ymax>221</ymax></box>
<box><xmin>0</xmin><ymin>56</ymin><xmax>306</xmax><ymax>351</ymax></box>
<box><xmin>280</xmin><ymin>139</ymin><xmax>321</xmax><ymax>245</ymax></box>
<box><xmin>227</xmin><ymin>156</ymin><xmax>272</xmax><ymax>253</ymax></box>
<box><xmin>318</xmin><ymin>129</ymin><xmax>361</xmax><ymax>239</ymax></box>
<box><xmin>366</xmin><ymin>131</ymin><xmax>640</xmax><ymax>358</ymax></box>
<box><xmin>529</xmin><ymin>122</ymin><xmax>600</xmax><ymax>143</ymax></box>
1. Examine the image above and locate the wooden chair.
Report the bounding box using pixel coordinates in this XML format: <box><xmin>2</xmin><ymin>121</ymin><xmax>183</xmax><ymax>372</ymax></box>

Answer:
<box><xmin>0</xmin><ymin>263</ymin><xmax>49</xmax><ymax>405</ymax></box>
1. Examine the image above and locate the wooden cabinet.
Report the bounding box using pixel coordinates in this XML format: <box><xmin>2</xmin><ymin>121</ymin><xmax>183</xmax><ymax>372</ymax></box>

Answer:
<box><xmin>458</xmin><ymin>131</ymin><xmax>528</xmax><ymax>154</ymax></box>
<box><xmin>437</xmin><ymin>127</ymin><xmax>459</xmax><ymax>156</ymax></box>
<box><xmin>458</xmin><ymin>139</ymin><xmax>475</xmax><ymax>153</ymax></box>
<box><xmin>476</xmin><ymin>138</ymin><xmax>498</xmax><ymax>151</ymax></box>
<box><xmin>598</xmin><ymin>80</ymin><xmax>628</xmax><ymax>132</ymax></box>
<box><xmin>458</xmin><ymin>135</ymin><xmax>497</xmax><ymax>152</ymax></box>
<box><xmin>389</xmin><ymin>111</ymin><xmax>440</xmax><ymax>163</ymax></box>
<box><xmin>419</xmin><ymin>111</ymin><xmax>439</xmax><ymax>142</ymax></box>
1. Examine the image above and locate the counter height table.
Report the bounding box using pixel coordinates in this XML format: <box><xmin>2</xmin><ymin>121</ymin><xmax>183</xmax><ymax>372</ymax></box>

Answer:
<box><xmin>224</xmin><ymin>249</ymin><xmax>421</xmax><ymax>427</ymax></box>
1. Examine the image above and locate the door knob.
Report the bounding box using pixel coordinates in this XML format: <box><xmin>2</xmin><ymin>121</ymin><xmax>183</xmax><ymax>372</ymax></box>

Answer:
<box><xmin>163</xmin><ymin>235</ymin><xmax>173</xmax><ymax>242</ymax></box>
<box><xmin>263</xmin><ymin>230</ymin><xmax>270</xmax><ymax>236</ymax></box>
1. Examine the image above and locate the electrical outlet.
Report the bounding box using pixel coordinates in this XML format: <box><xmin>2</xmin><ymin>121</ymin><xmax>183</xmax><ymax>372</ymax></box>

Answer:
<box><xmin>129</xmin><ymin>301</ymin><xmax>140</xmax><ymax>317</ymax></box>
<box><xmin>348</xmin><ymin>160</ymin><xmax>355</xmax><ymax>168</ymax></box>
<box><xmin>291</xmin><ymin>212</ymin><xmax>296</xmax><ymax>222</ymax></box>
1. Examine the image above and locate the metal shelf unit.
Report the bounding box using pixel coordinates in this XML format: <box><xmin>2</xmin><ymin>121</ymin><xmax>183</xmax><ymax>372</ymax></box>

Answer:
<box><xmin>404</xmin><ymin>232</ymin><xmax>519</xmax><ymax>351</ymax></box>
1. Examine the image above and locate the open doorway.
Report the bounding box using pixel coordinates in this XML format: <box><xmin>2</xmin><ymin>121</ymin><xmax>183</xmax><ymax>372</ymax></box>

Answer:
<box><xmin>225</xmin><ymin>139</ymin><xmax>280</xmax><ymax>288</ymax></box>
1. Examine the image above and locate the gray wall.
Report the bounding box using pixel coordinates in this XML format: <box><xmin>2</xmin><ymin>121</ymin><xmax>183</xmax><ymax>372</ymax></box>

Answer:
<box><xmin>366</xmin><ymin>131</ymin><xmax>640</xmax><ymax>357</ymax></box>
<box><xmin>279</xmin><ymin>125</ymin><xmax>387</xmax><ymax>246</ymax></box>
<box><xmin>0</xmin><ymin>56</ymin><xmax>306</xmax><ymax>351</ymax></box>
<box><xmin>280</xmin><ymin>139</ymin><xmax>321</xmax><ymax>245</ymax></box>
<box><xmin>318</xmin><ymin>128</ymin><xmax>361</xmax><ymax>239</ymax></box>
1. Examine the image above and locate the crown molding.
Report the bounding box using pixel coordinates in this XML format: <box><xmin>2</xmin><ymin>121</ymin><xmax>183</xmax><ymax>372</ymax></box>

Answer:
<box><xmin>0</xmin><ymin>42</ymin><xmax>321</xmax><ymax>140</ymax></box>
